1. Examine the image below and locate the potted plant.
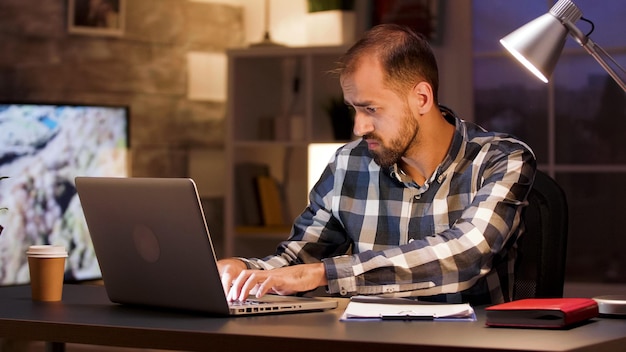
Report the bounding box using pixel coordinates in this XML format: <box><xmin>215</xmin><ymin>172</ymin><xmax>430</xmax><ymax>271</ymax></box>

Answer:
<box><xmin>307</xmin><ymin>0</ymin><xmax>355</xmax><ymax>13</ymax></box>
<box><xmin>306</xmin><ymin>0</ymin><xmax>356</xmax><ymax>46</ymax></box>
<box><xmin>0</xmin><ymin>176</ymin><xmax>7</xmax><ymax>236</ymax></box>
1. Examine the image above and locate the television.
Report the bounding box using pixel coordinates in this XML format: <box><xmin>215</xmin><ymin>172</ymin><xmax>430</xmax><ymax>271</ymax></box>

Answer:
<box><xmin>0</xmin><ymin>102</ymin><xmax>130</xmax><ymax>286</ymax></box>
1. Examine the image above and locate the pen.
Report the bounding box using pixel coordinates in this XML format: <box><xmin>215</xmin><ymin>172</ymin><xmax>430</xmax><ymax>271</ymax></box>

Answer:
<box><xmin>380</xmin><ymin>314</ymin><xmax>435</xmax><ymax>321</ymax></box>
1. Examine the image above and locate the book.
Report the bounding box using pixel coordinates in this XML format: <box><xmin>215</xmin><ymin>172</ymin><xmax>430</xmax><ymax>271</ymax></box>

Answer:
<box><xmin>485</xmin><ymin>298</ymin><xmax>599</xmax><ymax>329</ymax></box>
<box><xmin>234</xmin><ymin>163</ymin><xmax>269</xmax><ymax>226</ymax></box>
<box><xmin>340</xmin><ymin>295</ymin><xmax>476</xmax><ymax>322</ymax></box>
<box><xmin>256</xmin><ymin>175</ymin><xmax>285</xmax><ymax>226</ymax></box>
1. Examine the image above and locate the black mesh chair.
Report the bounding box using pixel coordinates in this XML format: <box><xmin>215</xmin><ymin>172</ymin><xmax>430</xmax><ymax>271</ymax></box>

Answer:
<box><xmin>513</xmin><ymin>169</ymin><xmax>569</xmax><ymax>300</ymax></box>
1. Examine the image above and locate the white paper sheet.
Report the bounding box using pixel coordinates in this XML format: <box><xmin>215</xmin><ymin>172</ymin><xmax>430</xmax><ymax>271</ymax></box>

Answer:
<box><xmin>340</xmin><ymin>296</ymin><xmax>476</xmax><ymax>322</ymax></box>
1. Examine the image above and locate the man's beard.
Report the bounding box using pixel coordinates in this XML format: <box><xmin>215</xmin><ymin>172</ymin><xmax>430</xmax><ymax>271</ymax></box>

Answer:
<box><xmin>367</xmin><ymin>107</ymin><xmax>419</xmax><ymax>169</ymax></box>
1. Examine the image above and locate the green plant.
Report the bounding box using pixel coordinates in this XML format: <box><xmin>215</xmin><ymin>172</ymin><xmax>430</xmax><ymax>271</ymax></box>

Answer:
<box><xmin>307</xmin><ymin>0</ymin><xmax>355</xmax><ymax>13</ymax></box>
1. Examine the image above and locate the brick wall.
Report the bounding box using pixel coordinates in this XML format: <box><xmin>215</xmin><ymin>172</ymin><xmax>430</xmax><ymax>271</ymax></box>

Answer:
<box><xmin>0</xmin><ymin>0</ymin><xmax>244</xmax><ymax>260</ymax></box>
<box><xmin>0</xmin><ymin>0</ymin><xmax>244</xmax><ymax>178</ymax></box>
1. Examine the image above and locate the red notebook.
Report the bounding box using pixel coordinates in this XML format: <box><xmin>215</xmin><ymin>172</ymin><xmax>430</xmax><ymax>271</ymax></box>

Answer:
<box><xmin>485</xmin><ymin>298</ymin><xmax>599</xmax><ymax>329</ymax></box>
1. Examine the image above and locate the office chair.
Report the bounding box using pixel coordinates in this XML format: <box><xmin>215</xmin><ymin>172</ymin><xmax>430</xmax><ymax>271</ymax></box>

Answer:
<box><xmin>513</xmin><ymin>169</ymin><xmax>569</xmax><ymax>300</ymax></box>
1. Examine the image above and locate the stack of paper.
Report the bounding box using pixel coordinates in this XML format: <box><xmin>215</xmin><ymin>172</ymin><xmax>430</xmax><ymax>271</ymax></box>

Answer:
<box><xmin>341</xmin><ymin>296</ymin><xmax>476</xmax><ymax>322</ymax></box>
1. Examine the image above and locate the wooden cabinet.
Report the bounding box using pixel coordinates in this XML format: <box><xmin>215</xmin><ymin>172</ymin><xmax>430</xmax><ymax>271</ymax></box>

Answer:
<box><xmin>224</xmin><ymin>46</ymin><xmax>351</xmax><ymax>258</ymax></box>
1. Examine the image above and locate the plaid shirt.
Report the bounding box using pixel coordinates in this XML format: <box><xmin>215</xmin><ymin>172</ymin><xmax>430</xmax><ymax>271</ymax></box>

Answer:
<box><xmin>244</xmin><ymin>109</ymin><xmax>536</xmax><ymax>304</ymax></box>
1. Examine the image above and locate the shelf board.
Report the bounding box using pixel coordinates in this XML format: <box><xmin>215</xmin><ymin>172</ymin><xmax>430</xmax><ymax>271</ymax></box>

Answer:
<box><xmin>233</xmin><ymin>140</ymin><xmax>352</xmax><ymax>148</ymax></box>
<box><xmin>233</xmin><ymin>140</ymin><xmax>309</xmax><ymax>148</ymax></box>
<box><xmin>227</xmin><ymin>45</ymin><xmax>350</xmax><ymax>58</ymax></box>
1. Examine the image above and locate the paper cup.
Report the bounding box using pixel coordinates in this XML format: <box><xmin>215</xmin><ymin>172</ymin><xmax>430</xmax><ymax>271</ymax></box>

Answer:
<box><xmin>26</xmin><ymin>245</ymin><xmax>68</xmax><ymax>302</ymax></box>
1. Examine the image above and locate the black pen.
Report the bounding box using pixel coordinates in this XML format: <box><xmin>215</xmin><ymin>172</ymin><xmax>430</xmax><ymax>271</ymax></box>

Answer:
<box><xmin>380</xmin><ymin>314</ymin><xmax>435</xmax><ymax>321</ymax></box>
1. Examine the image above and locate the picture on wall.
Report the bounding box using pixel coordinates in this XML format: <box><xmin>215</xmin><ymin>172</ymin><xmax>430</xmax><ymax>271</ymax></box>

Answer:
<box><xmin>371</xmin><ymin>0</ymin><xmax>445</xmax><ymax>45</ymax></box>
<box><xmin>67</xmin><ymin>0</ymin><xmax>125</xmax><ymax>36</ymax></box>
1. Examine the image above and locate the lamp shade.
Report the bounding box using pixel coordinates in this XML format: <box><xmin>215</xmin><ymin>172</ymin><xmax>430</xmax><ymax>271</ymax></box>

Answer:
<box><xmin>500</xmin><ymin>0</ymin><xmax>626</xmax><ymax>92</ymax></box>
<box><xmin>500</xmin><ymin>13</ymin><xmax>568</xmax><ymax>83</ymax></box>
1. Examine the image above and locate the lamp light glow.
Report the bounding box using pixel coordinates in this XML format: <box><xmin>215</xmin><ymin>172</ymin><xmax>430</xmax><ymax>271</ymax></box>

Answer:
<box><xmin>500</xmin><ymin>0</ymin><xmax>626</xmax><ymax>92</ymax></box>
<box><xmin>307</xmin><ymin>143</ymin><xmax>344</xmax><ymax>197</ymax></box>
<box><xmin>499</xmin><ymin>38</ymin><xmax>550</xmax><ymax>83</ymax></box>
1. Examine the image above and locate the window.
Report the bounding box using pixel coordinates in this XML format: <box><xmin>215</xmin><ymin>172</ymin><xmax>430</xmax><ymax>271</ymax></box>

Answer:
<box><xmin>473</xmin><ymin>0</ymin><xmax>626</xmax><ymax>283</ymax></box>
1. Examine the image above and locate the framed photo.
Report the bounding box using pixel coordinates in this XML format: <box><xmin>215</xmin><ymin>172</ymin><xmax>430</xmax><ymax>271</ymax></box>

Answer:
<box><xmin>371</xmin><ymin>0</ymin><xmax>445</xmax><ymax>45</ymax></box>
<box><xmin>67</xmin><ymin>0</ymin><xmax>125</xmax><ymax>36</ymax></box>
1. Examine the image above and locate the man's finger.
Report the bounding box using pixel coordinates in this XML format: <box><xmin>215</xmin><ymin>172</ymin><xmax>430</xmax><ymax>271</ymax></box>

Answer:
<box><xmin>239</xmin><ymin>272</ymin><xmax>264</xmax><ymax>301</ymax></box>
<box><xmin>228</xmin><ymin>270</ymin><xmax>253</xmax><ymax>301</ymax></box>
<box><xmin>220</xmin><ymin>270</ymin><xmax>234</xmax><ymax>296</ymax></box>
<box><xmin>256</xmin><ymin>277</ymin><xmax>274</xmax><ymax>298</ymax></box>
<box><xmin>227</xmin><ymin>274</ymin><xmax>243</xmax><ymax>301</ymax></box>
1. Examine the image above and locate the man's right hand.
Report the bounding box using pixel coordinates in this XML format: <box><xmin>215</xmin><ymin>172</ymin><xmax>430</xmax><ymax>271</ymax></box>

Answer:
<box><xmin>217</xmin><ymin>258</ymin><xmax>247</xmax><ymax>297</ymax></box>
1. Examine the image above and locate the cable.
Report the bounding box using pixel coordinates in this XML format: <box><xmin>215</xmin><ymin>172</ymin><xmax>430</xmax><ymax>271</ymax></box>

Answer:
<box><xmin>580</xmin><ymin>17</ymin><xmax>595</xmax><ymax>37</ymax></box>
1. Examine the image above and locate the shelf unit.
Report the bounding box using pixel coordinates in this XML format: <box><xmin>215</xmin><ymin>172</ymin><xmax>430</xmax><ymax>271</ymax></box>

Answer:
<box><xmin>225</xmin><ymin>46</ymin><xmax>349</xmax><ymax>258</ymax></box>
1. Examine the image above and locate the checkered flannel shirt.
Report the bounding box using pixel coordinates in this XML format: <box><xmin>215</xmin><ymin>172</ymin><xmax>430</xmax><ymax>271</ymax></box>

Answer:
<box><xmin>243</xmin><ymin>110</ymin><xmax>536</xmax><ymax>304</ymax></box>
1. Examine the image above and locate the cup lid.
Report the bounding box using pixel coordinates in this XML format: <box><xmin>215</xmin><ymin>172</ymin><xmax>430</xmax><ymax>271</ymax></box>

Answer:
<box><xmin>26</xmin><ymin>245</ymin><xmax>68</xmax><ymax>258</ymax></box>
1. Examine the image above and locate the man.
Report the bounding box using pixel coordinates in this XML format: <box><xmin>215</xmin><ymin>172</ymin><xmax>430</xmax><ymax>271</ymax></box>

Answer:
<box><xmin>219</xmin><ymin>24</ymin><xmax>536</xmax><ymax>305</ymax></box>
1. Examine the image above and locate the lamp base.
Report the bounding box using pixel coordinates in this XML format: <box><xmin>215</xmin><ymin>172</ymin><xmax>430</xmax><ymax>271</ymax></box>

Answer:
<box><xmin>250</xmin><ymin>32</ymin><xmax>285</xmax><ymax>48</ymax></box>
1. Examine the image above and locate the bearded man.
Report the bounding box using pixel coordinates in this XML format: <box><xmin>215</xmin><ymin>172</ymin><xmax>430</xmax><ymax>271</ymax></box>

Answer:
<box><xmin>218</xmin><ymin>24</ymin><xmax>536</xmax><ymax>306</ymax></box>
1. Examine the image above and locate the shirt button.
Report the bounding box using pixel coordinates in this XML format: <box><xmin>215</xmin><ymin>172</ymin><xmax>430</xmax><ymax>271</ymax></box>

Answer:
<box><xmin>414</xmin><ymin>195</ymin><xmax>421</xmax><ymax>200</ymax></box>
<box><xmin>340</xmin><ymin>288</ymin><xmax>348</xmax><ymax>296</ymax></box>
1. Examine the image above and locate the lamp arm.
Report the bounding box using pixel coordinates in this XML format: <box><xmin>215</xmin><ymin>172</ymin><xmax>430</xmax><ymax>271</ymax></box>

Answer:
<box><xmin>564</xmin><ymin>21</ymin><xmax>626</xmax><ymax>92</ymax></box>
<box><xmin>583</xmin><ymin>39</ymin><xmax>626</xmax><ymax>93</ymax></box>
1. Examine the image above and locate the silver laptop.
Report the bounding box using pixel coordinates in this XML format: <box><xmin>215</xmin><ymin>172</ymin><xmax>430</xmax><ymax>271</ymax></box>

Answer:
<box><xmin>75</xmin><ymin>176</ymin><xmax>337</xmax><ymax>316</ymax></box>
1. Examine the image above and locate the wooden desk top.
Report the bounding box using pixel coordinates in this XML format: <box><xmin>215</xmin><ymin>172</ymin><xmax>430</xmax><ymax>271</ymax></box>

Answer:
<box><xmin>1</xmin><ymin>284</ymin><xmax>626</xmax><ymax>352</ymax></box>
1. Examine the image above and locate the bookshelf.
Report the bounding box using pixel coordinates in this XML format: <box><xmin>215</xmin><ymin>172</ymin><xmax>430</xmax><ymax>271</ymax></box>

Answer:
<box><xmin>224</xmin><ymin>46</ymin><xmax>350</xmax><ymax>258</ymax></box>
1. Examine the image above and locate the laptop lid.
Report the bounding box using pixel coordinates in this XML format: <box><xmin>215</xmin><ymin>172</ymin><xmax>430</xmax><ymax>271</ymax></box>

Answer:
<box><xmin>75</xmin><ymin>177</ymin><xmax>336</xmax><ymax>316</ymax></box>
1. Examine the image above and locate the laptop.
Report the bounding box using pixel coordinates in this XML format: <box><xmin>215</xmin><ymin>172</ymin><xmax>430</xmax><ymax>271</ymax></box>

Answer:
<box><xmin>74</xmin><ymin>176</ymin><xmax>337</xmax><ymax>316</ymax></box>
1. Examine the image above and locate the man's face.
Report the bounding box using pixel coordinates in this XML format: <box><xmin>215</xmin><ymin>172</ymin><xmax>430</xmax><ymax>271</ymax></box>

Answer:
<box><xmin>341</xmin><ymin>57</ymin><xmax>420</xmax><ymax>168</ymax></box>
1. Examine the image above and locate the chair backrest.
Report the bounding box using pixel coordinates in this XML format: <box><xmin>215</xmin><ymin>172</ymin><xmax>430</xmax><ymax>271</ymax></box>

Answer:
<box><xmin>513</xmin><ymin>169</ymin><xmax>568</xmax><ymax>300</ymax></box>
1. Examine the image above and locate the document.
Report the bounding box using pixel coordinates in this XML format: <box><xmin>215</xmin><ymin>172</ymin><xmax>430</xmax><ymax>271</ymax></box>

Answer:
<box><xmin>340</xmin><ymin>296</ymin><xmax>476</xmax><ymax>322</ymax></box>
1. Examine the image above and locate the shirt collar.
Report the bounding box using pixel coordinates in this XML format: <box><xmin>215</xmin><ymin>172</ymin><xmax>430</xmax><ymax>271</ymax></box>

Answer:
<box><xmin>435</xmin><ymin>105</ymin><xmax>464</xmax><ymax>181</ymax></box>
<box><xmin>387</xmin><ymin>105</ymin><xmax>463</xmax><ymax>187</ymax></box>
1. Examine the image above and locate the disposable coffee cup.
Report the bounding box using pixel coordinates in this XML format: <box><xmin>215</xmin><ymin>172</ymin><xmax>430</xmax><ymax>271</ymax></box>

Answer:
<box><xmin>26</xmin><ymin>245</ymin><xmax>68</xmax><ymax>302</ymax></box>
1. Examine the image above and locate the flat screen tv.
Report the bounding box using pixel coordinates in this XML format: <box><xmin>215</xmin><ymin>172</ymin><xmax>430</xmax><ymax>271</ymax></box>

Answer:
<box><xmin>0</xmin><ymin>102</ymin><xmax>130</xmax><ymax>286</ymax></box>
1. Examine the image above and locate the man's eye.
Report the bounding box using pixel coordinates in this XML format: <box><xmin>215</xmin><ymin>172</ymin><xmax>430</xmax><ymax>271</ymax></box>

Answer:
<box><xmin>366</xmin><ymin>107</ymin><xmax>377</xmax><ymax>113</ymax></box>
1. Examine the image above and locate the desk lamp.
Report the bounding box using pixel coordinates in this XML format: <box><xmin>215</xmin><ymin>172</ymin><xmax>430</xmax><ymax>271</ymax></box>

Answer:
<box><xmin>499</xmin><ymin>0</ymin><xmax>626</xmax><ymax>92</ymax></box>
<box><xmin>502</xmin><ymin>1</ymin><xmax>626</xmax><ymax>316</ymax></box>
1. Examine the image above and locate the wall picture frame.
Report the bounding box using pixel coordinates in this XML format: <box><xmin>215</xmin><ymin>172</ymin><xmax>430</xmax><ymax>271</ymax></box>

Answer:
<box><xmin>371</xmin><ymin>0</ymin><xmax>445</xmax><ymax>45</ymax></box>
<box><xmin>67</xmin><ymin>0</ymin><xmax>125</xmax><ymax>37</ymax></box>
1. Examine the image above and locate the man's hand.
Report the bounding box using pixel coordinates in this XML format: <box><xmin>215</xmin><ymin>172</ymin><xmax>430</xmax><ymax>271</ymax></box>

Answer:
<box><xmin>217</xmin><ymin>258</ymin><xmax>248</xmax><ymax>297</ymax></box>
<box><xmin>226</xmin><ymin>262</ymin><xmax>328</xmax><ymax>302</ymax></box>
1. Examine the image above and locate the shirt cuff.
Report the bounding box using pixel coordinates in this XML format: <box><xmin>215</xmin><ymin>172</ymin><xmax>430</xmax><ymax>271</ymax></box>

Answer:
<box><xmin>236</xmin><ymin>257</ymin><xmax>263</xmax><ymax>270</ymax></box>
<box><xmin>322</xmin><ymin>255</ymin><xmax>357</xmax><ymax>296</ymax></box>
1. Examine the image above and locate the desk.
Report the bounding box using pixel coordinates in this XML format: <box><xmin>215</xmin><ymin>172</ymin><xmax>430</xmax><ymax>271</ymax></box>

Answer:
<box><xmin>1</xmin><ymin>284</ymin><xmax>626</xmax><ymax>352</ymax></box>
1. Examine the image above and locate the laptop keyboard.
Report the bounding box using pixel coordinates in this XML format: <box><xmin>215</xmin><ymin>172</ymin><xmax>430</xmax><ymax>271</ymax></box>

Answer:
<box><xmin>229</xmin><ymin>299</ymin><xmax>270</xmax><ymax>306</ymax></box>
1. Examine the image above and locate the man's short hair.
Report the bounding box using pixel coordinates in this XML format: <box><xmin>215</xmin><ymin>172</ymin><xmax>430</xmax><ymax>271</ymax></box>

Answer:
<box><xmin>336</xmin><ymin>23</ymin><xmax>439</xmax><ymax>102</ymax></box>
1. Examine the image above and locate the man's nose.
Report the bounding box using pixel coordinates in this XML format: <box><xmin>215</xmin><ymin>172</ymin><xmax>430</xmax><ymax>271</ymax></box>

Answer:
<box><xmin>353</xmin><ymin>112</ymin><xmax>373</xmax><ymax>137</ymax></box>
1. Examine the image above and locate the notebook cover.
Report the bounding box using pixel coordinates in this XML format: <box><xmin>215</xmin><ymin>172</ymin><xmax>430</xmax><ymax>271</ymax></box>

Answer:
<box><xmin>485</xmin><ymin>298</ymin><xmax>599</xmax><ymax>328</ymax></box>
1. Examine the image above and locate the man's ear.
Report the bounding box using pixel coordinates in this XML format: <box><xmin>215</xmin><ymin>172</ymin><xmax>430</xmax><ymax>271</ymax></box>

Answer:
<box><xmin>412</xmin><ymin>82</ymin><xmax>434</xmax><ymax>115</ymax></box>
